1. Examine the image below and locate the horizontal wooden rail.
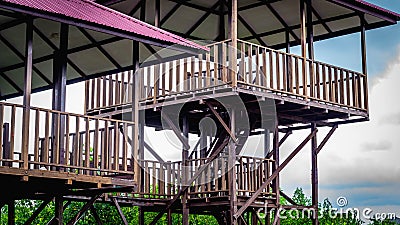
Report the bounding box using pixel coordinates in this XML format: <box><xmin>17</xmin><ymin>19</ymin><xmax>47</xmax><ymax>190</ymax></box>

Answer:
<box><xmin>0</xmin><ymin>102</ymin><xmax>136</xmax><ymax>179</ymax></box>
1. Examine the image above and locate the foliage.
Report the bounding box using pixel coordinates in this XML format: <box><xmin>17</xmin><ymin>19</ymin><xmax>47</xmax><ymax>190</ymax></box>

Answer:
<box><xmin>0</xmin><ymin>188</ymin><xmax>397</xmax><ymax>225</ymax></box>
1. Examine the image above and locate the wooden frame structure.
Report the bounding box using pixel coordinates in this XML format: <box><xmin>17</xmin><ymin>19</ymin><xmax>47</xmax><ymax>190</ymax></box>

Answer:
<box><xmin>1</xmin><ymin>0</ymin><xmax>399</xmax><ymax>224</ymax></box>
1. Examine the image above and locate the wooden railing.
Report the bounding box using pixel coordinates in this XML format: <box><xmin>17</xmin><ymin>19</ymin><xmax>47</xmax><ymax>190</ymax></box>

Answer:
<box><xmin>85</xmin><ymin>39</ymin><xmax>368</xmax><ymax>113</ymax></box>
<box><xmin>0</xmin><ymin>102</ymin><xmax>135</xmax><ymax>177</ymax></box>
<box><xmin>236</xmin><ymin>39</ymin><xmax>368</xmax><ymax>111</ymax></box>
<box><xmin>125</xmin><ymin>155</ymin><xmax>274</xmax><ymax>200</ymax></box>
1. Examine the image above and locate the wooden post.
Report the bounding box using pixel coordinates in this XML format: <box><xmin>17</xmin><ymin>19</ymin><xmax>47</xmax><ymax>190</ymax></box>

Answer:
<box><xmin>285</xmin><ymin>31</ymin><xmax>291</xmax><ymax>92</ymax></box>
<box><xmin>52</xmin><ymin>23</ymin><xmax>69</xmax><ymax>167</ymax></box>
<box><xmin>230</xmin><ymin>0</ymin><xmax>238</xmax><ymax>87</ymax></box>
<box><xmin>155</xmin><ymin>0</ymin><xmax>160</xmax><ymax>27</ymax></box>
<box><xmin>300</xmin><ymin>0</ymin><xmax>307</xmax><ymax>97</ymax></box>
<box><xmin>311</xmin><ymin>123</ymin><xmax>318</xmax><ymax>225</ymax></box>
<box><xmin>228</xmin><ymin>108</ymin><xmax>237</xmax><ymax>224</ymax></box>
<box><xmin>360</xmin><ymin>14</ymin><xmax>369</xmax><ymax>111</ymax></box>
<box><xmin>218</xmin><ymin>0</ymin><xmax>225</xmax><ymax>41</ymax></box>
<box><xmin>21</xmin><ymin>17</ymin><xmax>33</xmax><ymax>170</ymax></box>
<box><xmin>272</xmin><ymin>126</ymin><xmax>280</xmax><ymax>225</ymax></box>
<box><xmin>133</xmin><ymin>41</ymin><xmax>140</xmax><ymax>183</ymax></box>
<box><xmin>182</xmin><ymin>114</ymin><xmax>189</xmax><ymax>225</ymax></box>
<box><xmin>8</xmin><ymin>200</ymin><xmax>15</xmax><ymax>225</ymax></box>
<box><xmin>55</xmin><ymin>197</ymin><xmax>64</xmax><ymax>225</ymax></box>
<box><xmin>306</xmin><ymin>0</ymin><xmax>314</xmax><ymax>60</ymax></box>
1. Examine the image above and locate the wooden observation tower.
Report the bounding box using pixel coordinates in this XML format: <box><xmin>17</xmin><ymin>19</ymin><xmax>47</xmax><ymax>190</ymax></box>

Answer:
<box><xmin>0</xmin><ymin>0</ymin><xmax>399</xmax><ymax>224</ymax></box>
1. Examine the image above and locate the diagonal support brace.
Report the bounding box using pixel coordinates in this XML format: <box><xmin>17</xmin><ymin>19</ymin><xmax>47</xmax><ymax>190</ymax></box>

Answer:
<box><xmin>234</xmin><ymin>129</ymin><xmax>318</xmax><ymax>218</ymax></box>
<box><xmin>205</xmin><ymin>102</ymin><xmax>237</xmax><ymax>142</ymax></box>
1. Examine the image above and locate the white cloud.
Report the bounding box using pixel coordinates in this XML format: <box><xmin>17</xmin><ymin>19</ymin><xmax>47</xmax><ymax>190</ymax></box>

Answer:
<box><xmin>280</xmin><ymin>48</ymin><xmax>400</xmax><ymax>208</ymax></box>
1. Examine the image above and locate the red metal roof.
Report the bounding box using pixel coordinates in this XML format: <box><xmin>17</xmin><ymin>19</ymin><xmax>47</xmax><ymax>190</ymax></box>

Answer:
<box><xmin>1</xmin><ymin>0</ymin><xmax>208</xmax><ymax>51</ymax></box>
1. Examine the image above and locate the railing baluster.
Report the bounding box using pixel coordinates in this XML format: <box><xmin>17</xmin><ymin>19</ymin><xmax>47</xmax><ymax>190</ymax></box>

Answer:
<box><xmin>122</xmin><ymin>123</ymin><xmax>127</xmax><ymax>172</ymax></box>
<box><xmin>162</xmin><ymin>63</ymin><xmax>166</xmax><ymax>96</ymax></box>
<box><xmin>96</xmin><ymin>78</ymin><xmax>101</xmax><ymax>108</ymax></box>
<box><xmin>65</xmin><ymin>114</ymin><xmax>70</xmax><ymax>169</ymax></box>
<box><xmin>206</xmin><ymin>53</ymin><xmax>211</xmax><ymax>87</ymax></box>
<box><xmin>108</xmin><ymin>75</ymin><xmax>114</xmax><ymax>106</ymax></box>
<box><xmin>191</xmin><ymin>56</ymin><xmax>196</xmax><ymax>89</ymax></box>
<box><xmin>169</xmin><ymin>61</ymin><xmax>173</xmax><ymax>93</ymax></box>
<box><xmin>346</xmin><ymin>71</ymin><xmax>351</xmax><ymax>106</ymax></box>
<box><xmin>328</xmin><ymin>66</ymin><xmax>333</xmax><ymax>102</ymax></box>
<box><xmin>262</xmin><ymin>49</ymin><xmax>267</xmax><ymax>88</ymax></box>
<box><xmin>322</xmin><ymin>65</ymin><xmax>327</xmax><ymax>100</ymax></box>
<box><xmin>222</xmin><ymin>43</ymin><xmax>227</xmax><ymax>82</ymax></box>
<box><xmin>282</xmin><ymin>53</ymin><xmax>287</xmax><ymax>92</ymax></box>
<box><xmin>363</xmin><ymin>74</ymin><xmax>369</xmax><ymax>111</ymax></box>
<box><xmin>255</xmin><ymin>46</ymin><xmax>260</xmax><ymax>86</ymax></box>
<box><xmin>113</xmin><ymin>122</ymin><xmax>119</xmax><ymax>171</ymax></box>
<box><xmin>276</xmin><ymin>52</ymin><xmax>281</xmax><ymax>91</ymax></box>
<box><xmin>33</xmin><ymin>109</ymin><xmax>40</xmax><ymax>169</ymax></box>
<box><xmin>334</xmin><ymin>68</ymin><xmax>339</xmax><ymax>103</ymax></box>
<box><xmin>198</xmin><ymin>54</ymin><xmax>203</xmax><ymax>89</ymax></box>
<box><xmin>85</xmin><ymin>117</ymin><xmax>90</xmax><ymax>174</ymax></box>
<box><xmin>269</xmin><ymin>50</ymin><xmax>274</xmax><ymax>89</ymax></box>
<box><xmin>213</xmin><ymin>45</ymin><xmax>218</xmax><ymax>85</ymax></box>
<box><xmin>121</xmin><ymin>72</ymin><xmax>126</xmax><ymax>103</ymax></box>
<box><xmin>102</xmin><ymin>76</ymin><xmax>107</xmax><ymax>107</ymax></box>
<box><xmin>315</xmin><ymin>63</ymin><xmax>320</xmax><ymax>99</ymax></box>
<box><xmin>340</xmin><ymin>70</ymin><xmax>345</xmax><ymax>104</ymax></box>
<box><xmin>248</xmin><ymin>44</ymin><xmax>252</xmax><ymax>84</ymax></box>
<box><xmin>295</xmin><ymin>57</ymin><xmax>299</xmax><ymax>94</ymax></box>
<box><xmin>183</xmin><ymin>58</ymin><xmax>188</xmax><ymax>91</ymax></box>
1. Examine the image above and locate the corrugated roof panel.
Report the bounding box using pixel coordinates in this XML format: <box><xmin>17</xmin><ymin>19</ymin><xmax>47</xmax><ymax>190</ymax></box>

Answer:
<box><xmin>1</xmin><ymin>0</ymin><xmax>208</xmax><ymax>51</ymax></box>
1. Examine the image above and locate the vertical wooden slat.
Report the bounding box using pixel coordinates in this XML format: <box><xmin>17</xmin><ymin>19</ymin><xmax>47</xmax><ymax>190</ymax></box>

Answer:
<box><xmin>145</xmin><ymin>161</ymin><xmax>150</xmax><ymax>194</ymax></box>
<box><xmin>33</xmin><ymin>109</ymin><xmax>40</xmax><ymax>168</ymax></box>
<box><xmin>91</xmin><ymin>79</ymin><xmax>95</xmax><ymax>109</ymax></box>
<box><xmin>334</xmin><ymin>68</ymin><xmax>339</xmax><ymax>103</ymax></box>
<box><xmin>154</xmin><ymin>64</ymin><xmax>160</xmax><ymax>102</ymax></box>
<box><xmin>247</xmin><ymin>44</ymin><xmax>252</xmax><ymax>84</ymax></box>
<box><xmin>169</xmin><ymin>61</ymin><xmax>173</xmax><ymax>93</ymax></box>
<box><xmin>152</xmin><ymin>162</ymin><xmax>156</xmax><ymax>195</ymax></box>
<box><xmin>328</xmin><ymin>66</ymin><xmax>333</xmax><ymax>102</ymax></box>
<box><xmin>309</xmin><ymin>60</ymin><xmax>315</xmax><ymax>97</ymax></box>
<box><xmin>84</xmin><ymin>80</ymin><xmax>89</xmax><ymax>114</ymax></box>
<box><xmin>363</xmin><ymin>74</ymin><xmax>369</xmax><ymax>110</ymax></box>
<box><xmin>255</xmin><ymin>46</ymin><xmax>260</xmax><ymax>85</ymax></box>
<box><xmin>346</xmin><ymin>71</ymin><xmax>351</xmax><ymax>106</ymax></box>
<box><xmin>42</xmin><ymin>110</ymin><xmax>49</xmax><ymax>166</ymax></box>
<box><xmin>73</xmin><ymin>116</ymin><xmax>79</xmax><ymax>168</ymax></box>
<box><xmin>198</xmin><ymin>54</ymin><xmax>203</xmax><ymax>89</ymax></box>
<box><xmin>357</xmin><ymin>74</ymin><xmax>362</xmax><ymax>108</ymax></box>
<box><xmin>206</xmin><ymin>53</ymin><xmax>211</xmax><ymax>87</ymax></box>
<box><xmin>109</xmin><ymin>75</ymin><xmax>114</xmax><ymax>106</ymax></box>
<box><xmin>340</xmin><ymin>70</ymin><xmax>345</xmax><ymax>104</ymax></box>
<box><xmin>276</xmin><ymin>52</ymin><xmax>281</xmax><ymax>90</ymax></box>
<box><xmin>102</xmin><ymin>76</ymin><xmax>107</xmax><ymax>107</ymax></box>
<box><xmin>162</xmin><ymin>63</ymin><xmax>166</xmax><ymax>96</ymax></box>
<box><xmin>167</xmin><ymin>162</ymin><xmax>171</xmax><ymax>196</ymax></box>
<box><xmin>102</xmin><ymin>122</ymin><xmax>109</xmax><ymax>170</ymax></box>
<box><xmin>269</xmin><ymin>50</ymin><xmax>274</xmax><ymax>89</ymax></box>
<box><xmin>176</xmin><ymin>60</ymin><xmax>181</xmax><ymax>92</ymax></box>
<box><xmin>184</xmin><ymin>58</ymin><xmax>188</xmax><ymax>91</ymax></box>
<box><xmin>85</xmin><ymin>117</ymin><xmax>90</xmax><ymax>174</ymax></box>
<box><xmin>96</xmin><ymin>78</ymin><xmax>101</xmax><ymax>108</ymax></box>
<box><xmin>302</xmin><ymin>58</ymin><xmax>307</xmax><ymax>97</ymax></box>
<box><xmin>93</xmin><ymin>119</ymin><xmax>99</xmax><ymax>174</ymax></box>
<box><xmin>315</xmin><ymin>63</ymin><xmax>320</xmax><ymax>98</ymax></box>
<box><xmin>213</xmin><ymin>45</ymin><xmax>218</xmax><ymax>85</ymax></box>
<box><xmin>122</xmin><ymin>123</ymin><xmax>127</xmax><ymax>171</ymax></box>
<box><xmin>322</xmin><ymin>65</ymin><xmax>327</xmax><ymax>100</ymax></box>
<box><xmin>121</xmin><ymin>72</ymin><xmax>125</xmax><ymax>103</ymax></box>
<box><xmin>221</xmin><ymin>158</ymin><xmax>226</xmax><ymax>191</ymax></box>
<box><xmin>240</xmin><ymin>42</ymin><xmax>245</xmax><ymax>83</ymax></box>
<box><xmin>295</xmin><ymin>57</ymin><xmax>299</xmax><ymax>94</ymax></box>
<box><xmin>262</xmin><ymin>49</ymin><xmax>267</xmax><ymax>87</ymax></box>
<box><xmin>282</xmin><ymin>53</ymin><xmax>287</xmax><ymax>92</ymax></box>
<box><xmin>64</xmin><ymin>115</ymin><xmax>70</xmax><ymax>167</ymax></box>
<box><xmin>147</xmin><ymin>67</ymin><xmax>151</xmax><ymax>98</ymax></box>
<box><xmin>114</xmin><ymin>122</ymin><xmax>119</xmax><ymax>171</ymax></box>
<box><xmin>191</xmin><ymin>56</ymin><xmax>196</xmax><ymax>90</ymax></box>
<box><xmin>222</xmin><ymin>43</ymin><xmax>227</xmax><ymax>82</ymax></box>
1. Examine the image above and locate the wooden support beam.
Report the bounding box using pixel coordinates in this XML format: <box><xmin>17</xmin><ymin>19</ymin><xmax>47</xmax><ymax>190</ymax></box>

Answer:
<box><xmin>182</xmin><ymin>114</ymin><xmax>189</xmax><ymax>225</ymax></box>
<box><xmin>90</xmin><ymin>206</ymin><xmax>103</xmax><ymax>225</ymax></box>
<box><xmin>23</xmin><ymin>198</ymin><xmax>53</xmax><ymax>225</ymax></box>
<box><xmin>111</xmin><ymin>198</ymin><xmax>129</xmax><ymax>225</ymax></box>
<box><xmin>161</xmin><ymin>112</ymin><xmax>190</xmax><ymax>150</ymax></box>
<box><xmin>205</xmin><ymin>102</ymin><xmax>236</xmax><ymax>141</ymax></box>
<box><xmin>272</xmin><ymin>127</ymin><xmax>280</xmax><ymax>225</ymax></box>
<box><xmin>8</xmin><ymin>200</ymin><xmax>15</xmax><ymax>225</ymax></box>
<box><xmin>46</xmin><ymin>201</ymin><xmax>71</xmax><ymax>225</ymax></box>
<box><xmin>54</xmin><ymin>197</ymin><xmax>63</xmax><ymax>225</ymax></box>
<box><xmin>360</xmin><ymin>13</ymin><xmax>369</xmax><ymax>111</ymax></box>
<box><xmin>306</xmin><ymin>0</ymin><xmax>314</xmax><ymax>60</ymax></box>
<box><xmin>230</xmin><ymin>0</ymin><xmax>238</xmax><ymax>87</ymax></box>
<box><xmin>234</xmin><ymin>129</ymin><xmax>318</xmax><ymax>218</ymax></box>
<box><xmin>66</xmin><ymin>194</ymin><xmax>101</xmax><ymax>225</ymax></box>
<box><xmin>311</xmin><ymin>123</ymin><xmax>319</xmax><ymax>225</ymax></box>
<box><xmin>133</xmin><ymin>40</ymin><xmax>140</xmax><ymax>182</ymax></box>
<box><xmin>21</xmin><ymin>17</ymin><xmax>33</xmax><ymax>170</ymax></box>
<box><xmin>185</xmin><ymin>1</ymin><xmax>220</xmax><ymax>37</ymax></box>
<box><xmin>155</xmin><ymin>0</ymin><xmax>160</xmax><ymax>27</ymax></box>
<box><xmin>280</xmin><ymin>190</ymin><xmax>298</xmax><ymax>206</ymax></box>
<box><xmin>228</xmin><ymin>107</ymin><xmax>237</xmax><ymax>224</ymax></box>
<box><xmin>316</xmin><ymin>125</ymin><xmax>337</xmax><ymax>154</ymax></box>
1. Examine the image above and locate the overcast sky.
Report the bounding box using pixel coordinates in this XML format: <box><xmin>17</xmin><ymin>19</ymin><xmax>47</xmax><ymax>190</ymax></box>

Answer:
<box><xmin>4</xmin><ymin>0</ymin><xmax>400</xmax><ymax>221</ymax></box>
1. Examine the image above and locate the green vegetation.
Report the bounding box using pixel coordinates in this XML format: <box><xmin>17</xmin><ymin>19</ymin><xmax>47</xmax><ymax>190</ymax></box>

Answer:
<box><xmin>0</xmin><ymin>188</ymin><xmax>397</xmax><ymax>224</ymax></box>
